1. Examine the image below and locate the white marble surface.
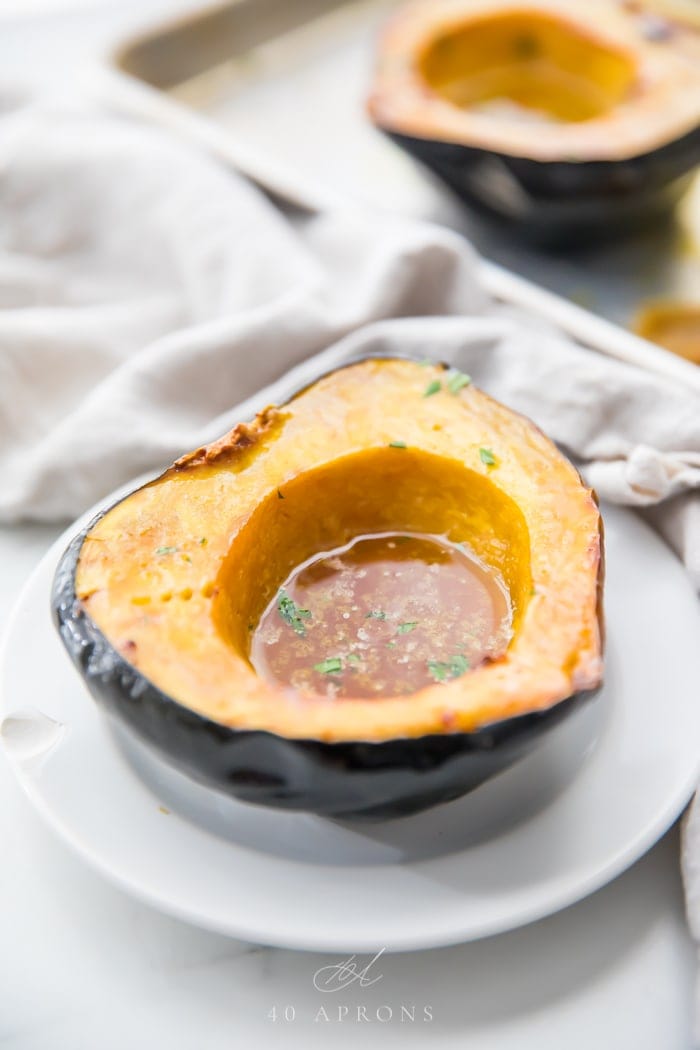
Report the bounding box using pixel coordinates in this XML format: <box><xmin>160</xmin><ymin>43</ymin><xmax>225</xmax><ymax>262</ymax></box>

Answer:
<box><xmin>0</xmin><ymin>3</ymin><xmax>697</xmax><ymax>1046</ymax></box>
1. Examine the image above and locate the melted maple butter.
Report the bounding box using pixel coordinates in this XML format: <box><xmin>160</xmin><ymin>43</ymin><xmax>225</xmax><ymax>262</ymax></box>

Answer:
<box><xmin>251</xmin><ymin>533</ymin><xmax>512</xmax><ymax>700</ymax></box>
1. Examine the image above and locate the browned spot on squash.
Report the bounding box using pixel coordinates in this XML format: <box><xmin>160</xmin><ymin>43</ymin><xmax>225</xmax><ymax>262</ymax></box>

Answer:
<box><xmin>171</xmin><ymin>407</ymin><xmax>283</xmax><ymax>472</ymax></box>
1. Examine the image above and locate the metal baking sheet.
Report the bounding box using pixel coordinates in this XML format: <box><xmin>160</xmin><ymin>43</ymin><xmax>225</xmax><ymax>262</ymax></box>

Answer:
<box><xmin>107</xmin><ymin>0</ymin><xmax>700</xmax><ymax>387</ymax></box>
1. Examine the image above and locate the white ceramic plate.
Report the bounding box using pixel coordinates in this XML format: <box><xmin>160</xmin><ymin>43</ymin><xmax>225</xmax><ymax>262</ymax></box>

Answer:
<box><xmin>1</xmin><ymin>500</ymin><xmax>699</xmax><ymax>952</ymax></box>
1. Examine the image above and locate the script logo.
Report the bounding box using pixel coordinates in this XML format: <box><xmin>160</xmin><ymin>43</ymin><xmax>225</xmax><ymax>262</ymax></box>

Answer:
<box><xmin>312</xmin><ymin>949</ymin><xmax>385</xmax><ymax>993</ymax></box>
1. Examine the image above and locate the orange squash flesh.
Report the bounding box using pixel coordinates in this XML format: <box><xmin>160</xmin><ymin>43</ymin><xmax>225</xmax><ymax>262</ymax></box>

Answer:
<box><xmin>75</xmin><ymin>358</ymin><xmax>603</xmax><ymax>742</ymax></box>
<box><xmin>369</xmin><ymin>0</ymin><xmax>700</xmax><ymax>162</ymax></box>
<box><xmin>635</xmin><ymin>301</ymin><xmax>700</xmax><ymax>363</ymax></box>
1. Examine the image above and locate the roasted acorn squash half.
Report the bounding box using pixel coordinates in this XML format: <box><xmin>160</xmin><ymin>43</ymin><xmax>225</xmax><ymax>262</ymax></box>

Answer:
<box><xmin>368</xmin><ymin>0</ymin><xmax>700</xmax><ymax>242</ymax></box>
<box><xmin>53</xmin><ymin>358</ymin><xmax>603</xmax><ymax>820</ymax></box>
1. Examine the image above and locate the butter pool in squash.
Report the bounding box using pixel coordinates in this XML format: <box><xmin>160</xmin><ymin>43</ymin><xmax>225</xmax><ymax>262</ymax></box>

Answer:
<box><xmin>53</xmin><ymin>358</ymin><xmax>603</xmax><ymax>819</ymax></box>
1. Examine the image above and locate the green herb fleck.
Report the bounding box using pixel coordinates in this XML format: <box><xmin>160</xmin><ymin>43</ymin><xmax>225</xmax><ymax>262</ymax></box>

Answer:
<box><xmin>427</xmin><ymin>660</ymin><xmax>449</xmax><ymax>682</ymax></box>
<box><xmin>386</xmin><ymin>641</ymin><xmax>396</xmax><ymax>649</ymax></box>
<box><xmin>198</xmin><ymin>537</ymin><xmax>207</xmax><ymax>546</ymax></box>
<box><xmin>182</xmin><ymin>554</ymin><xmax>192</xmax><ymax>563</ymax></box>
<box><xmin>479</xmin><ymin>447</ymin><xmax>497</xmax><ymax>467</ymax></box>
<box><xmin>277</xmin><ymin>589</ymin><xmax>312</xmax><ymax>636</ymax></box>
<box><xmin>347</xmin><ymin>653</ymin><xmax>362</xmax><ymax>666</ymax></box>
<box><xmin>450</xmin><ymin>654</ymin><xmax>470</xmax><ymax>676</ymax></box>
<box><xmin>155</xmin><ymin>546</ymin><xmax>178</xmax><ymax>555</ymax></box>
<box><xmin>419</xmin><ymin>358</ymin><xmax>433</xmax><ymax>368</ymax></box>
<box><xmin>389</xmin><ymin>440</ymin><xmax>407</xmax><ymax>449</ymax></box>
<box><xmin>397</xmin><ymin>621</ymin><xmax>418</xmax><ymax>634</ymax></box>
<box><xmin>423</xmin><ymin>379</ymin><xmax>442</xmax><ymax>398</ymax></box>
<box><xmin>366</xmin><ymin>609</ymin><xmax>387</xmax><ymax>620</ymax></box>
<box><xmin>314</xmin><ymin>657</ymin><xmax>343</xmax><ymax>675</ymax></box>
<box><xmin>530</xmin><ymin>585</ymin><xmax>537</xmax><ymax>597</ymax></box>
<box><xmin>427</xmin><ymin>654</ymin><xmax>470</xmax><ymax>683</ymax></box>
<box><xmin>247</xmin><ymin>622</ymin><xmax>255</xmax><ymax>631</ymax></box>
<box><xmin>277</xmin><ymin>489</ymin><xmax>285</xmax><ymax>499</ymax></box>
<box><xmin>447</xmin><ymin>371</ymin><xmax>471</xmax><ymax>395</ymax></box>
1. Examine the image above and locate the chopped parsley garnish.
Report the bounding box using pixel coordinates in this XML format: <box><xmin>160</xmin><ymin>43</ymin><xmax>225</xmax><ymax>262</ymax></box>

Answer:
<box><xmin>182</xmin><ymin>554</ymin><xmax>192</xmax><ymax>563</ymax></box>
<box><xmin>386</xmin><ymin>641</ymin><xmax>396</xmax><ymax>649</ymax></box>
<box><xmin>314</xmin><ymin>657</ymin><xmax>343</xmax><ymax>675</ymax></box>
<box><xmin>366</xmin><ymin>609</ymin><xmax>387</xmax><ymax>620</ymax></box>
<box><xmin>155</xmin><ymin>546</ymin><xmax>178</xmax><ymax>555</ymax></box>
<box><xmin>423</xmin><ymin>379</ymin><xmax>442</xmax><ymax>398</ymax></box>
<box><xmin>427</xmin><ymin>654</ymin><xmax>470</xmax><ymax>683</ymax></box>
<box><xmin>450</xmin><ymin>654</ymin><xmax>470</xmax><ymax>676</ymax></box>
<box><xmin>277</xmin><ymin>590</ymin><xmax>312</xmax><ymax>636</ymax></box>
<box><xmin>198</xmin><ymin>537</ymin><xmax>207</xmax><ymax>546</ymax></box>
<box><xmin>277</xmin><ymin>489</ymin><xmax>285</xmax><ymax>499</ymax></box>
<box><xmin>389</xmin><ymin>440</ymin><xmax>407</xmax><ymax>449</ymax></box>
<box><xmin>427</xmin><ymin>661</ymin><xmax>449</xmax><ymax>682</ymax></box>
<box><xmin>479</xmin><ymin>447</ymin><xmax>497</xmax><ymax>467</ymax></box>
<box><xmin>397</xmin><ymin>621</ymin><xmax>418</xmax><ymax>634</ymax></box>
<box><xmin>447</xmin><ymin>371</ymin><xmax>471</xmax><ymax>395</ymax></box>
<box><xmin>347</xmin><ymin>653</ymin><xmax>362</xmax><ymax>666</ymax></box>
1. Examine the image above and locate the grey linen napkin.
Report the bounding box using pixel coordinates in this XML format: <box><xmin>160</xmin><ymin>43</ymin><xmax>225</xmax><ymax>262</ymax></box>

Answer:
<box><xmin>1</xmin><ymin>95</ymin><xmax>699</xmax><ymax>1023</ymax></box>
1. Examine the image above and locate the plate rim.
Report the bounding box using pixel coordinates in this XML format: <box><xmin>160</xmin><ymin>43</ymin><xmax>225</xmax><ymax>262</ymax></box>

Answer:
<box><xmin>2</xmin><ymin>498</ymin><xmax>699</xmax><ymax>953</ymax></box>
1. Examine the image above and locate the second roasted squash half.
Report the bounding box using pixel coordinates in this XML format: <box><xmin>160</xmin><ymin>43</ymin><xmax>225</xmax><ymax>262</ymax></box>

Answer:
<box><xmin>368</xmin><ymin>0</ymin><xmax>700</xmax><ymax>241</ymax></box>
<box><xmin>53</xmin><ymin>358</ymin><xmax>603</xmax><ymax>819</ymax></box>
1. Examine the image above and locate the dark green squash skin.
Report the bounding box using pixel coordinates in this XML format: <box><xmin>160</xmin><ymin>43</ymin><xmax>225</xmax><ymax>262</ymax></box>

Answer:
<box><xmin>52</xmin><ymin>513</ymin><xmax>599</xmax><ymax>821</ymax></box>
<box><xmin>384</xmin><ymin>125</ymin><xmax>700</xmax><ymax>245</ymax></box>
